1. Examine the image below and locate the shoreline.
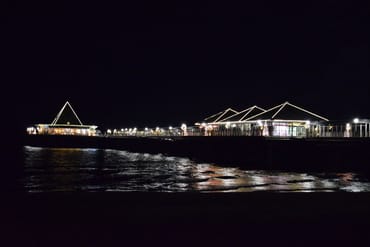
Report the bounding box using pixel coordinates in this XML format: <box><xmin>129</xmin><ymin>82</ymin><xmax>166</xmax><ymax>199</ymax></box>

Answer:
<box><xmin>23</xmin><ymin>134</ymin><xmax>370</xmax><ymax>172</ymax></box>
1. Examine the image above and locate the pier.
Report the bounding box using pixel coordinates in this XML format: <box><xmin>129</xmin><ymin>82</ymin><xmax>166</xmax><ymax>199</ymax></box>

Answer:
<box><xmin>104</xmin><ymin>121</ymin><xmax>370</xmax><ymax>138</ymax></box>
<box><xmin>24</xmin><ymin>101</ymin><xmax>370</xmax><ymax>172</ymax></box>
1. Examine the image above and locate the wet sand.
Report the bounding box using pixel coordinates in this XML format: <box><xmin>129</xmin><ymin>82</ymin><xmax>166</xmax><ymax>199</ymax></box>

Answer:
<box><xmin>2</xmin><ymin>192</ymin><xmax>370</xmax><ymax>246</ymax></box>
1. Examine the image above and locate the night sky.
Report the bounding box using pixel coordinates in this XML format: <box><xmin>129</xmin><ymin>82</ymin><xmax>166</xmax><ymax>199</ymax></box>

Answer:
<box><xmin>5</xmin><ymin>1</ymin><xmax>370</xmax><ymax>131</ymax></box>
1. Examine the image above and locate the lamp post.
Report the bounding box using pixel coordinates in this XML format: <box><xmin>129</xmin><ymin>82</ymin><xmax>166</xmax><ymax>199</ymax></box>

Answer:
<box><xmin>181</xmin><ymin>123</ymin><xmax>187</xmax><ymax>136</ymax></box>
<box><xmin>353</xmin><ymin>118</ymin><xmax>362</xmax><ymax>137</ymax></box>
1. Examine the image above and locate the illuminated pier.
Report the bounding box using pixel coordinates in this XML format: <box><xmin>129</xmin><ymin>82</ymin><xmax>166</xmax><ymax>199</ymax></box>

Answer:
<box><xmin>104</xmin><ymin>101</ymin><xmax>370</xmax><ymax>139</ymax></box>
<box><xmin>24</xmin><ymin>101</ymin><xmax>370</xmax><ymax>171</ymax></box>
<box><xmin>26</xmin><ymin>101</ymin><xmax>370</xmax><ymax>139</ymax></box>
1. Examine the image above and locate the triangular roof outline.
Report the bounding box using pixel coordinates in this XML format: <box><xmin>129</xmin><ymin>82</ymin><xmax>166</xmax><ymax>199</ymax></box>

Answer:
<box><xmin>220</xmin><ymin>105</ymin><xmax>266</xmax><ymax>122</ymax></box>
<box><xmin>204</xmin><ymin>108</ymin><xmax>239</xmax><ymax>123</ymax></box>
<box><xmin>51</xmin><ymin>101</ymin><xmax>84</xmax><ymax>126</ymax></box>
<box><xmin>245</xmin><ymin>101</ymin><xmax>329</xmax><ymax>122</ymax></box>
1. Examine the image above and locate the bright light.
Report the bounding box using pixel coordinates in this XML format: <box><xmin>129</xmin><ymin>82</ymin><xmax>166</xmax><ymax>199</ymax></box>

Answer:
<box><xmin>231</xmin><ymin>124</ymin><xmax>236</xmax><ymax>128</ymax></box>
<box><xmin>257</xmin><ymin>120</ymin><xmax>263</xmax><ymax>126</ymax></box>
<box><xmin>107</xmin><ymin>129</ymin><xmax>112</xmax><ymax>134</ymax></box>
<box><xmin>305</xmin><ymin>120</ymin><xmax>310</xmax><ymax>129</ymax></box>
<box><xmin>353</xmin><ymin>118</ymin><xmax>359</xmax><ymax>124</ymax></box>
<box><xmin>181</xmin><ymin>124</ymin><xmax>188</xmax><ymax>136</ymax></box>
<box><xmin>26</xmin><ymin>127</ymin><xmax>35</xmax><ymax>134</ymax></box>
<box><xmin>206</xmin><ymin>125</ymin><xmax>213</xmax><ymax>131</ymax></box>
<box><xmin>169</xmin><ymin>126</ymin><xmax>173</xmax><ymax>130</ymax></box>
<box><xmin>145</xmin><ymin>127</ymin><xmax>148</xmax><ymax>131</ymax></box>
<box><xmin>346</xmin><ymin>123</ymin><xmax>351</xmax><ymax>131</ymax></box>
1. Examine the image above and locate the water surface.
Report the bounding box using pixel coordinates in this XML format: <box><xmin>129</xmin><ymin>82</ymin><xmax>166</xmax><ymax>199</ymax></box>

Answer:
<box><xmin>21</xmin><ymin>146</ymin><xmax>370</xmax><ymax>192</ymax></box>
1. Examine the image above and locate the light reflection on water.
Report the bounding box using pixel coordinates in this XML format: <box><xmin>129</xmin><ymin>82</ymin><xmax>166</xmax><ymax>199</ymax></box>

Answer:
<box><xmin>21</xmin><ymin>146</ymin><xmax>370</xmax><ymax>193</ymax></box>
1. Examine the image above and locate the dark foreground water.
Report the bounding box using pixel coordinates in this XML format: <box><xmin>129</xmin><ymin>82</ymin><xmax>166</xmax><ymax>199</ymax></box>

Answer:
<box><xmin>20</xmin><ymin>146</ymin><xmax>370</xmax><ymax>192</ymax></box>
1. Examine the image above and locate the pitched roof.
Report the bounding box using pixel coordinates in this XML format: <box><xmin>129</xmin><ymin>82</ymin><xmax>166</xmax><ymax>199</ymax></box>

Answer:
<box><xmin>203</xmin><ymin>108</ymin><xmax>239</xmax><ymax>123</ymax></box>
<box><xmin>51</xmin><ymin>101</ymin><xmax>84</xmax><ymax>126</ymax></box>
<box><xmin>245</xmin><ymin>101</ymin><xmax>329</xmax><ymax>122</ymax></box>
<box><xmin>220</xmin><ymin>105</ymin><xmax>266</xmax><ymax>122</ymax></box>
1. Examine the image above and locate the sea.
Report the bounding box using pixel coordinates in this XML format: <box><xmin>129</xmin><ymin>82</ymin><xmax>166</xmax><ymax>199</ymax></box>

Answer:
<box><xmin>19</xmin><ymin>145</ymin><xmax>370</xmax><ymax>193</ymax></box>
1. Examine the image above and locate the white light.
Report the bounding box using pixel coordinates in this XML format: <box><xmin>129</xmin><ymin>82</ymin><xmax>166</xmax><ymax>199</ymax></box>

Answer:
<box><xmin>145</xmin><ymin>127</ymin><xmax>148</xmax><ymax>131</ymax></box>
<box><xmin>206</xmin><ymin>125</ymin><xmax>213</xmax><ymax>131</ymax></box>
<box><xmin>346</xmin><ymin>123</ymin><xmax>351</xmax><ymax>131</ymax></box>
<box><xmin>257</xmin><ymin>120</ymin><xmax>263</xmax><ymax>126</ymax></box>
<box><xmin>181</xmin><ymin>123</ymin><xmax>187</xmax><ymax>130</ymax></box>
<box><xmin>169</xmin><ymin>126</ymin><xmax>173</xmax><ymax>130</ymax></box>
<box><xmin>305</xmin><ymin>120</ymin><xmax>310</xmax><ymax>129</ymax></box>
<box><xmin>353</xmin><ymin>118</ymin><xmax>359</xmax><ymax>124</ymax></box>
<box><xmin>107</xmin><ymin>129</ymin><xmax>112</xmax><ymax>134</ymax></box>
<box><xmin>231</xmin><ymin>124</ymin><xmax>236</xmax><ymax>128</ymax></box>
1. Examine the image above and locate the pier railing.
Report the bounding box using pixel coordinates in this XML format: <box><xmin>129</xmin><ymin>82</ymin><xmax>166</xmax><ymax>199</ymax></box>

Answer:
<box><xmin>105</xmin><ymin>122</ymin><xmax>370</xmax><ymax>138</ymax></box>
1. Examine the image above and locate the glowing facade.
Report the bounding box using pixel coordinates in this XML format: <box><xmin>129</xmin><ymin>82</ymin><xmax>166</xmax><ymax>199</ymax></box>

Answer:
<box><xmin>244</xmin><ymin>102</ymin><xmax>329</xmax><ymax>137</ymax></box>
<box><xmin>198</xmin><ymin>102</ymin><xmax>329</xmax><ymax>137</ymax></box>
<box><xmin>27</xmin><ymin>101</ymin><xmax>98</xmax><ymax>136</ymax></box>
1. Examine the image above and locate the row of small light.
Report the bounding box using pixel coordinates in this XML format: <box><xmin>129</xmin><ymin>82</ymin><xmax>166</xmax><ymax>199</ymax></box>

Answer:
<box><xmin>106</xmin><ymin>124</ymin><xmax>187</xmax><ymax>135</ymax></box>
<box><xmin>105</xmin><ymin>118</ymin><xmax>369</xmax><ymax>135</ymax></box>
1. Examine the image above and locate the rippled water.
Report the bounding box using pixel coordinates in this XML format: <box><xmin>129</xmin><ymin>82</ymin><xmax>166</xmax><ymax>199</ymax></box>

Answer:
<box><xmin>21</xmin><ymin>146</ymin><xmax>370</xmax><ymax>192</ymax></box>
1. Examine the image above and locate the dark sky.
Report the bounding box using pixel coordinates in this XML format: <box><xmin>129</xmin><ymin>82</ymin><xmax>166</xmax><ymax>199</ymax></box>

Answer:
<box><xmin>4</xmin><ymin>0</ymin><xmax>370</xmax><ymax>130</ymax></box>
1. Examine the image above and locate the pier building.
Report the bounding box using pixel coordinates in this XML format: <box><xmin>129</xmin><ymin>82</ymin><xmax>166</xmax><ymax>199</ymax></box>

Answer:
<box><xmin>27</xmin><ymin>101</ymin><xmax>98</xmax><ymax>136</ymax></box>
<box><xmin>243</xmin><ymin>102</ymin><xmax>329</xmax><ymax>137</ymax></box>
<box><xmin>198</xmin><ymin>102</ymin><xmax>329</xmax><ymax>137</ymax></box>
